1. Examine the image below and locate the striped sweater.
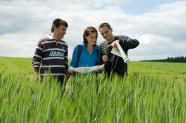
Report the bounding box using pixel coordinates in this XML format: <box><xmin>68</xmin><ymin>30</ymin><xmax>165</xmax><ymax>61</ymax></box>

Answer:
<box><xmin>32</xmin><ymin>35</ymin><xmax>68</xmax><ymax>77</ymax></box>
<box><xmin>99</xmin><ymin>35</ymin><xmax>139</xmax><ymax>76</ymax></box>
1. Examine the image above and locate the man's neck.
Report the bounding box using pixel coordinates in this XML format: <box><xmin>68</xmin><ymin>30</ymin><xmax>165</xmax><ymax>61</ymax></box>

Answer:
<box><xmin>51</xmin><ymin>33</ymin><xmax>60</xmax><ymax>41</ymax></box>
<box><xmin>108</xmin><ymin>35</ymin><xmax>115</xmax><ymax>43</ymax></box>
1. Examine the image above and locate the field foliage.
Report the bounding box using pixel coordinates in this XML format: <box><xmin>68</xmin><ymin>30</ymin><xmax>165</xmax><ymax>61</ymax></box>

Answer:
<box><xmin>0</xmin><ymin>57</ymin><xmax>186</xmax><ymax>123</ymax></box>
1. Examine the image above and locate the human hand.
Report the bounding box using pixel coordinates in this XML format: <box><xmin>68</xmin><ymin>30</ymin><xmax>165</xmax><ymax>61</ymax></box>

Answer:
<box><xmin>124</xmin><ymin>57</ymin><xmax>129</xmax><ymax>63</ymax></box>
<box><xmin>33</xmin><ymin>72</ymin><xmax>40</xmax><ymax>80</ymax></box>
<box><xmin>34</xmin><ymin>72</ymin><xmax>39</xmax><ymax>77</ymax></box>
<box><xmin>69</xmin><ymin>69</ymin><xmax>76</xmax><ymax>74</ymax></box>
<box><xmin>102</xmin><ymin>55</ymin><xmax>108</xmax><ymax>62</ymax></box>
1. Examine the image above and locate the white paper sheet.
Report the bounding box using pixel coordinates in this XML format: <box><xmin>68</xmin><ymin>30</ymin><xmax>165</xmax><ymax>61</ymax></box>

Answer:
<box><xmin>111</xmin><ymin>40</ymin><xmax>129</xmax><ymax>63</ymax></box>
<box><xmin>70</xmin><ymin>64</ymin><xmax>104</xmax><ymax>74</ymax></box>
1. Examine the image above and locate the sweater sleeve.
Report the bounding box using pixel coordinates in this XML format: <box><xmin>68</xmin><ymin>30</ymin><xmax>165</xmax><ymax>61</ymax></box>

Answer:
<box><xmin>119</xmin><ymin>36</ymin><xmax>140</xmax><ymax>50</ymax></box>
<box><xmin>32</xmin><ymin>41</ymin><xmax>43</xmax><ymax>73</ymax></box>
<box><xmin>64</xmin><ymin>46</ymin><xmax>68</xmax><ymax>70</ymax></box>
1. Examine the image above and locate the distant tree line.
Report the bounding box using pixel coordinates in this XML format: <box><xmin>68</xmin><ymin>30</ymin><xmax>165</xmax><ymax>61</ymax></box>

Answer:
<box><xmin>142</xmin><ymin>56</ymin><xmax>186</xmax><ymax>63</ymax></box>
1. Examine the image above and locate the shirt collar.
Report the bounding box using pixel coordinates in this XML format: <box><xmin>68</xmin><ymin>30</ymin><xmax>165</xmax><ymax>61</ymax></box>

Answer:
<box><xmin>47</xmin><ymin>34</ymin><xmax>62</xmax><ymax>41</ymax></box>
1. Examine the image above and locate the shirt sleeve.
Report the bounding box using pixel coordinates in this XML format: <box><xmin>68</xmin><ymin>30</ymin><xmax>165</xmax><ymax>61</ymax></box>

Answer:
<box><xmin>32</xmin><ymin>41</ymin><xmax>43</xmax><ymax>73</ymax></box>
<box><xmin>119</xmin><ymin>36</ymin><xmax>140</xmax><ymax>50</ymax></box>
<box><xmin>64</xmin><ymin>46</ymin><xmax>68</xmax><ymax>70</ymax></box>
<box><xmin>70</xmin><ymin>46</ymin><xmax>78</xmax><ymax>68</ymax></box>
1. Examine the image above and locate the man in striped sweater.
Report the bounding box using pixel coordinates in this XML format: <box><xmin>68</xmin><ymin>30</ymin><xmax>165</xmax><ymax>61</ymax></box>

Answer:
<box><xmin>32</xmin><ymin>18</ymin><xmax>68</xmax><ymax>85</ymax></box>
<box><xmin>99</xmin><ymin>22</ymin><xmax>139</xmax><ymax>77</ymax></box>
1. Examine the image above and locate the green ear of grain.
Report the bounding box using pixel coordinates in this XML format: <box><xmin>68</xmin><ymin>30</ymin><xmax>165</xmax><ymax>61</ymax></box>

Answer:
<box><xmin>0</xmin><ymin>57</ymin><xmax>186</xmax><ymax>123</ymax></box>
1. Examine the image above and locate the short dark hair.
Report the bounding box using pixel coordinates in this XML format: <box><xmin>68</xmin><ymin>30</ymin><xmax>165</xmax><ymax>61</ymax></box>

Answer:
<box><xmin>99</xmin><ymin>22</ymin><xmax>111</xmax><ymax>29</ymax></box>
<box><xmin>83</xmin><ymin>26</ymin><xmax>98</xmax><ymax>46</ymax></box>
<box><xmin>51</xmin><ymin>18</ymin><xmax>68</xmax><ymax>32</ymax></box>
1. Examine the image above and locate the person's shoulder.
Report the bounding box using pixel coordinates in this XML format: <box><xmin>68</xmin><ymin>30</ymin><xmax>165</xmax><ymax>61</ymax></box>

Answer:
<box><xmin>99</xmin><ymin>41</ymin><xmax>108</xmax><ymax>46</ymax></box>
<box><xmin>38</xmin><ymin>37</ymin><xmax>48</xmax><ymax>44</ymax></box>
<box><xmin>117</xmin><ymin>35</ymin><xmax>129</xmax><ymax>41</ymax></box>
<box><xmin>100</xmin><ymin>40</ymin><xmax>107</xmax><ymax>44</ymax></box>
<box><xmin>60</xmin><ymin>40</ymin><xmax>68</xmax><ymax>46</ymax></box>
<box><xmin>77</xmin><ymin>44</ymin><xmax>83</xmax><ymax>47</ymax></box>
<box><xmin>73</xmin><ymin>44</ymin><xmax>82</xmax><ymax>51</ymax></box>
<box><xmin>75</xmin><ymin>44</ymin><xmax>83</xmax><ymax>48</ymax></box>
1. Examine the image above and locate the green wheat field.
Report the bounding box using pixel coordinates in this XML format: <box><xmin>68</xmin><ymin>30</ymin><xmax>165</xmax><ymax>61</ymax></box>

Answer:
<box><xmin>0</xmin><ymin>57</ymin><xmax>186</xmax><ymax>123</ymax></box>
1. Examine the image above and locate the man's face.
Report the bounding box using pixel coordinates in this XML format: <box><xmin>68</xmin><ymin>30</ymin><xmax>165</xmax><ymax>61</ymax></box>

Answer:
<box><xmin>99</xmin><ymin>26</ymin><xmax>113</xmax><ymax>42</ymax></box>
<box><xmin>55</xmin><ymin>25</ymin><xmax>67</xmax><ymax>39</ymax></box>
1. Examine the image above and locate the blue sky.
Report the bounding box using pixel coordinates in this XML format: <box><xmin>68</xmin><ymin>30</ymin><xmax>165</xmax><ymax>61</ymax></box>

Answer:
<box><xmin>0</xmin><ymin>0</ymin><xmax>185</xmax><ymax>60</ymax></box>
<box><xmin>122</xmin><ymin>0</ymin><xmax>175</xmax><ymax>14</ymax></box>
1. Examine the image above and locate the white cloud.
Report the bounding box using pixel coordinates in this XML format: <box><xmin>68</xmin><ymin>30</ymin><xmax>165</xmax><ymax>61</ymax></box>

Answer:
<box><xmin>0</xmin><ymin>0</ymin><xmax>185</xmax><ymax>60</ymax></box>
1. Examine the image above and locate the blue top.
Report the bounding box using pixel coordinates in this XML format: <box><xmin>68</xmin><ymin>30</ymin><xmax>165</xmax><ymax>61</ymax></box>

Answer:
<box><xmin>70</xmin><ymin>42</ymin><xmax>102</xmax><ymax>68</ymax></box>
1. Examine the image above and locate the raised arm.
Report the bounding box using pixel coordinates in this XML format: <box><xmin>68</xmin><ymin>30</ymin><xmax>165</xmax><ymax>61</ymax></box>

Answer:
<box><xmin>119</xmin><ymin>36</ymin><xmax>139</xmax><ymax>50</ymax></box>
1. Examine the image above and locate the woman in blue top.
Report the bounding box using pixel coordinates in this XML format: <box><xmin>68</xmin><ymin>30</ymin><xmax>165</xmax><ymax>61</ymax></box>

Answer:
<box><xmin>69</xmin><ymin>26</ymin><xmax>102</xmax><ymax>74</ymax></box>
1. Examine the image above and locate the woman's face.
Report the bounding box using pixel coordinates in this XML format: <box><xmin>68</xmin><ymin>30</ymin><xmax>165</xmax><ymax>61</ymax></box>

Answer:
<box><xmin>86</xmin><ymin>32</ymin><xmax>97</xmax><ymax>46</ymax></box>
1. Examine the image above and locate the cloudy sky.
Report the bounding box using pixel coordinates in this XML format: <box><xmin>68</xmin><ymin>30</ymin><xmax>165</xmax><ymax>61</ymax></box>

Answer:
<box><xmin>0</xmin><ymin>0</ymin><xmax>185</xmax><ymax>60</ymax></box>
